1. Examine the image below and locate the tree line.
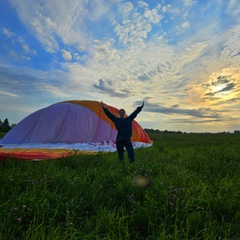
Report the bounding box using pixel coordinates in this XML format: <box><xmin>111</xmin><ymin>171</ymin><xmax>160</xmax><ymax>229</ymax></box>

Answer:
<box><xmin>0</xmin><ymin>118</ymin><xmax>14</xmax><ymax>132</ymax></box>
<box><xmin>1</xmin><ymin>119</ymin><xmax>239</xmax><ymax>134</ymax></box>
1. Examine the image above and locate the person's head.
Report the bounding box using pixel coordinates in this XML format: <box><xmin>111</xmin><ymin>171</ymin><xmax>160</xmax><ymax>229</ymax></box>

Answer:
<box><xmin>119</xmin><ymin>109</ymin><xmax>125</xmax><ymax>118</ymax></box>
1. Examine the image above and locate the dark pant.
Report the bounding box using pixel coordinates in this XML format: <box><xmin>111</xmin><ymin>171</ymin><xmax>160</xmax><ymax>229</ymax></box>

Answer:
<box><xmin>116</xmin><ymin>137</ymin><xmax>134</xmax><ymax>163</ymax></box>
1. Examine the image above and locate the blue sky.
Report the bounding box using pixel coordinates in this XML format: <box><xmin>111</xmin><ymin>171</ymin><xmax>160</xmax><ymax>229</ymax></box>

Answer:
<box><xmin>1</xmin><ymin>0</ymin><xmax>240</xmax><ymax>133</ymax></box>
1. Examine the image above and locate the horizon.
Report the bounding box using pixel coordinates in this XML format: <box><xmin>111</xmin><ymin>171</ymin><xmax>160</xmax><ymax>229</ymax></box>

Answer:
<box><xmin>0</xmin><ymin>0</ymin><xmax>240</xmax><ymax>133</ymax></box>
<box><xmin>1</xmin><ymin>116</ymin><xmax>239</xmax><ymax>135</ymax></box>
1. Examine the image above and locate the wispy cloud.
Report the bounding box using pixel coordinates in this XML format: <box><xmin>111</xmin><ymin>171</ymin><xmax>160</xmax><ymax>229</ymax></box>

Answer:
<box><xmin>2</xmin><ymin>28</ymin><xmax>15</xmax><ymax>37</ymax></box>
<box><xmin>143</xmin><ymin>101</ymin><xmax>221</xmax><ymax>119</ymax></box>
<box><xmin>0</xmin><ymin>90</ymin><xmax>18</xmax><ymax>97</ymax></box>
<box><xmin>93</xmin><ymin>79</ymin><xmax>130</xmax><ymax>98</ymax></box>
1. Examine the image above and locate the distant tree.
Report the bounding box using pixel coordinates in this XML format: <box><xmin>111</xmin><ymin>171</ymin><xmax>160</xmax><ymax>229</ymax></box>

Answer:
<box><xmin>144</xmin><ymin>128</ymin><xmax>161</xmax><ymax>133</ymax></box>
<box><xmin>144</xmin><ymin>128</ymin><xmax>185</xmax><ymax>134</ymax></box>
<box><xmin>1</xmin><ymin>118</ymin><xmax>11</xmax><ymax>132</ymax></box>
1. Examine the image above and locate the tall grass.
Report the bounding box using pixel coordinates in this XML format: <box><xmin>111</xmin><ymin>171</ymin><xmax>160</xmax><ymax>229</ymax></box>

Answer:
<box><xmin>0</xmin><ymin>133</ymin><xmax>240</xmax><ymax>239</ymax></box>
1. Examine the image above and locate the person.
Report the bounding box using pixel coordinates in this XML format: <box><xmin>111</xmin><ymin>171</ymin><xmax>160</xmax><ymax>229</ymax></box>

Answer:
<box><xmin>101</xmin><ymin>101</ymin><xmax>144</xmax><ymax>163</ymax></box>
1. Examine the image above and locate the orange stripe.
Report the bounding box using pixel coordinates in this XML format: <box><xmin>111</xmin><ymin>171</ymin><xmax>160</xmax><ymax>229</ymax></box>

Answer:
<box><xmin>0</xmin><ymin>148</ymin><xmax>96</xmax><ymax>160</ymax></box>
<box><xmin>60</xmin><ymin>100</ymin><xmax>117</xmax><ymax>130</ymax></box>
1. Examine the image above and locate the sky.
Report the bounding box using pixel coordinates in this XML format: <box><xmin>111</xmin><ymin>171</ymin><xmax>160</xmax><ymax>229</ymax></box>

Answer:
<box><xmin>0</xmin><ymin>0</ymin><xmax>240</xmax><ymax>133</ymax></box>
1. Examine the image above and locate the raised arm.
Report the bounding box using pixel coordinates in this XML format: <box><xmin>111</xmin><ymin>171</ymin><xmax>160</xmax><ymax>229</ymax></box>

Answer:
<box><xmin>101</xmin><ymin>101</ymin><xmax>117</xmax><ymax>122</ymax></box>
<box><xmin>129</xmin><ymin>100</ymin><xmax>144</xmax><ymax>120</ymax></box>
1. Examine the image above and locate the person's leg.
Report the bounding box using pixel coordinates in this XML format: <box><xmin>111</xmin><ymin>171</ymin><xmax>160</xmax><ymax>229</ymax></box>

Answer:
<box><xmin>116</xmin><ymin>139</ymin><xmax>124</xmax><ymax>161</ymax></box>
<box><xmin>125</xmin><ymin>139</ymin><xmax>135</xmax><ymax>163</ymax></box>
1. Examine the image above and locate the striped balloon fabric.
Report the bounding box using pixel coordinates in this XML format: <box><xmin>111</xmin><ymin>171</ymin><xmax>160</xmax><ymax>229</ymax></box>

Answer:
<box><xmin>0</xmin><ymin>100</ymin><xmax>152</xmax><ymax>160</ymax></box>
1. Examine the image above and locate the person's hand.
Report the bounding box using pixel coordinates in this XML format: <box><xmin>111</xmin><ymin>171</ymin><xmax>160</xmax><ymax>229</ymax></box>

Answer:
<box><xmin>141</xmin><ymin>100</ymin><xmax>144</xmax><ymax>108</ymax></box>
<box><xmin>101</xmin><ymin>101</ymin><xmax>106</xmax><ymax>108</ymax></box>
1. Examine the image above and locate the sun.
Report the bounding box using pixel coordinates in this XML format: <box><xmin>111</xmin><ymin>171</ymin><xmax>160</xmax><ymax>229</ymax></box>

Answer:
<box><xmin>205</xmin><ymin>68</ymin><xmax>240</xmax><ymax>100</ymax></box>
<box><xmin>212</xmin><ymin>83</ymin><xmax>229</xmax><ymax>96</ymax></box>
<box><xmin>174</xmin><ymin>68</ymin><xmax>240</xmax><ymax>108</ymax></box>
<box><xmin>213</xmin><ymin>84</ymin><xmax>223</xmax><ymax>92</ymax></box>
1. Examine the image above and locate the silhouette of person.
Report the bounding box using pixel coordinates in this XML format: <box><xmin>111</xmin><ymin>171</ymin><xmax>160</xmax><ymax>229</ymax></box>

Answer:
<box><xmin>101</xmin><ymin>101</ymin><xmax>144</xmax><ymax>163</ymax></box>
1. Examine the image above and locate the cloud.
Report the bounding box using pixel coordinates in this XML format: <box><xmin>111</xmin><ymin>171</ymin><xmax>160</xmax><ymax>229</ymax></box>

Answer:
<box><xmin>144</xmin><ymin>102</ymin><xmax>221</xmax><ymax>119</ymax></box>
<box><xmin>9</xmin><ymin>0</ymin><xmax>110</xmax><ymax>53</ymax></box>
<box><xmin>204</xmin><ymin>76</ymin><xmax>236</xmax><ymax>96</ymax></box>
<box><xmin>22</xmin><ymin>44</ymin><xmax>37</xmax><ymax>55</ymax></box>
<box><xmin>113</xmin><ymin>1</ymin><xmax>162</xmax><ymax>46</ymax></box>
<box><xmin>1</xmin><ymin>28</ymin><xmax>37</xmax><ymax>58</ymax></box>
<box><xmin>93</xmin><ymin>40</ymin><xmax>120</xmax><ymax>62</ymax></box>
<box><xmin>61</xmin><ymin>49</ymin><xmax>72</xmax><ymax>61</ymax></box>
<box><xmin>218</xmin><ymin>82</ymin><xmax>235</xmax><ymax>93</ymax></box>
<box><xmin>182</xmin><ymin>21</ymin><xmax>190</xmax><ymax>28</ymax></box>
<box><xmin>8</xmin><ymin>50</ymin><xmax>31</xmax><ymax>61</ymax></box>
<box><xmin>93</xmin><ymin>79</ymin><xmax>130</xmax><ymax>98</ymax></box>
<box><xmin>225</xmin><ymin>0</ymin><xmax>240</xmax><ymax>17</ymax></box>
<box><xmin>2</xmin><ymin>28</ymin><xmax>15</xmax><ymax>38</ymax></box>
<box><xmin>143</xmin><ymin>8</ymin><xmax>162</xmax><ymax>24</ymax></box>
<box><xmin>73</xmin><ymin>53</ymin><xmax>81</xmax><ymax>61</ymax></box>
<box><xmin>22</xmin><ymin>44</ymin><xmax>30</xmax><ymax>52</ymax></box>
<box><xmin>0</xmin><ymin>63</ymin><xmax>70</xmax><ymax>99</ymax></box>
<box><xmin>0</xmin><ymin>90</ymin><xmax>18</xmax><ymax>97</ymax></box>
<box><xmin>183</xmin><ymin>0</ymin><xmax>197</xmax><ymax>7</ymax></box>
<box><xmin>138</xmin><ymin>1</ymin><xmax>149</xmax><ymax>8</ymax></box>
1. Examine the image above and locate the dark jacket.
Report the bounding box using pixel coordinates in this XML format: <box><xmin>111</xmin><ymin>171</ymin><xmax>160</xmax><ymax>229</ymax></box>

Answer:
<box><xmin>102</xmin><ymin>106</ymin><xmax>143</xmax><ymax>139</ymax></box>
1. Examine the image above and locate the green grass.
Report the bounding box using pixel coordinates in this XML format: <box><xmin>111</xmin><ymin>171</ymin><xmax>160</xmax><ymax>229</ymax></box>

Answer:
<box><xmin>1</xmin><ymin>133</ymin><xmax>240</xmax><ymax>239</ymax></box>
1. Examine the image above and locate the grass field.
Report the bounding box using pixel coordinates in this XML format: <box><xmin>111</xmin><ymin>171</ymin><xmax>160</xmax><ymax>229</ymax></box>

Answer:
<box><xmin>0</xmin><ymin>132</ymin><xmax>240</xmax><ymax>239</ymax></box>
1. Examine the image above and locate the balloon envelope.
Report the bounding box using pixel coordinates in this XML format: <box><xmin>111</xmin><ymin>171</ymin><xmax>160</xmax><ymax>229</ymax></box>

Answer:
<box><xmin>1</xmin><ymin>100</ymin><xmax>151</xmax><ymax>144</ymax></box>
<box><xmin>0</xmin><ymin>100</ymin><xmax>152</xmax><ymax>160</ymax></box>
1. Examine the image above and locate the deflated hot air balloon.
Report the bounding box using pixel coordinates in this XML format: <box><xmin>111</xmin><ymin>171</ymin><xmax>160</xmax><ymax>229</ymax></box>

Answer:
<box><xmin>0</xmin><ymin>100</ymin><xmax>152</xmax><ymax>160</ymax></box>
